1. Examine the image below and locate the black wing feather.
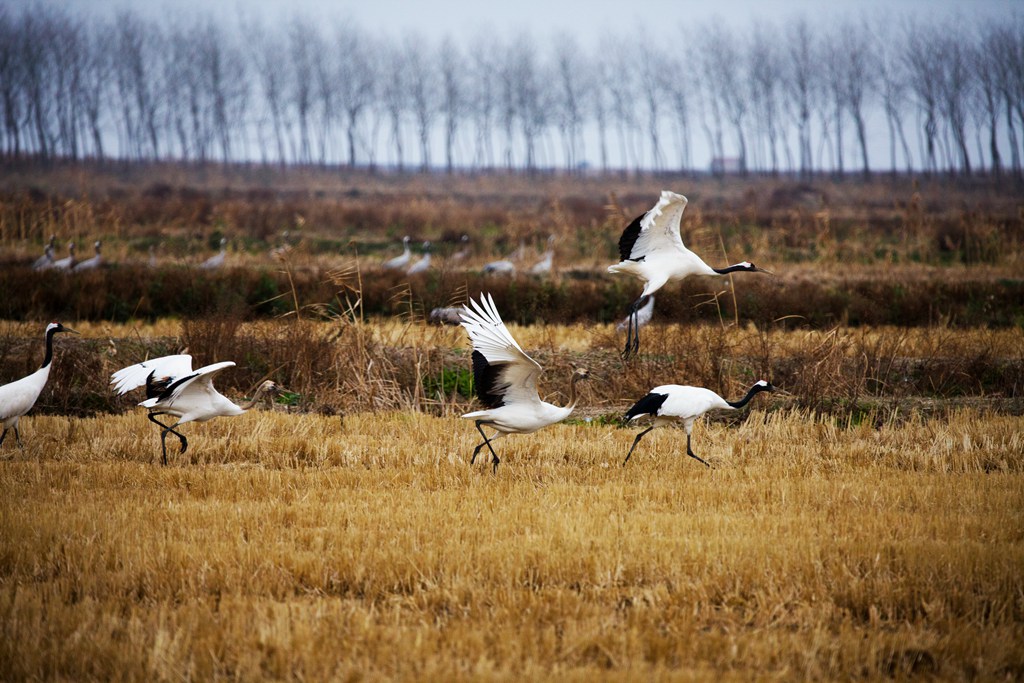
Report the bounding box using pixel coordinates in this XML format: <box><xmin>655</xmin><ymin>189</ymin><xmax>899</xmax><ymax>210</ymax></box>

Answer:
<box><xmin>144</xmin><ymin>370</ymin><xmax>175</xmax><ymax>400</ymax></box>
<box><xmin>625</xmin><ymin>392</ymin><xmax>669</xmax><ymax>420</ymax></box>
<box><xmin>471</xmin><ymin>350</ymin><xmax>506</xmax><ymax>409</ymax></box>
<box><xmin>617</xmin><ymin>212</ymin><xmax>647</xmax><ymax>261</ymax></box>
<box><xmin>152</xmin><ymin>371</ymin><xmax>199</xmax><ymax>402</ymax></box>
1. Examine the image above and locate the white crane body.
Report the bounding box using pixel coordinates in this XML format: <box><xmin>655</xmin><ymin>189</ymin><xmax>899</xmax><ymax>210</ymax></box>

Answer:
<box><xmin>111</xmin><ymin>354</ymin><xmax>277</xmax><ymax>464</ymax></box>
<box><xmin>609</xmin><ymin>191</ymin><xmax>766</xmax><ymax>357</ymax></box>
<box><xmin>383</xmin><ymin>236</ymin><xmax>412</xmax><ymax>270</ymax></box>
<box><xmin>0</xmin><ymin>322</ymin><xmax>75</xmax><ymax>448</ymax></box>
<box><xmin>623</xmin><ymin>380</ymin><xmax>774</xmax><ymax>466</ymax></box>
<box><xmin>459</xmin><ymin>292</ymin><xmax>588</xmax><ymax>472</ymax></box>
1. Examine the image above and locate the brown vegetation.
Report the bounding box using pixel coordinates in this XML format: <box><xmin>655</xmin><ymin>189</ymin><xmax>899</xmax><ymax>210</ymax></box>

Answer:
<box><xmin>1</xmin><ymin>163</ymin><xmax>1022</xmax><ymax>681</ymax></box>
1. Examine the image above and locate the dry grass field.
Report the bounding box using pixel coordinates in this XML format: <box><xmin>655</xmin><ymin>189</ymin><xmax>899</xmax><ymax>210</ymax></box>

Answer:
<box><xmin>2</xmin><ymin>409</ymin><xmax>1022</xmax><ymax>680</ymax></box>
<box><xmin>1</xmin><ymin>162</ymin><xmax>1023</xmax><ymax>680</ymax></box>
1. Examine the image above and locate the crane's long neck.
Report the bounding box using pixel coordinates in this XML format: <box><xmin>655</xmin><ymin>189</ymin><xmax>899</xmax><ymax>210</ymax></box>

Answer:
<box><xmin>565</xmin><ymin>373</ymin><xmax>584</xmax><ymax>411</ymax></box>
<box><xmin>41</xmin><ymin>328</ymin><xmax>58</xmax><ymax>369</ymax></box>
<box><xmin>712</xmin><ymin>262</ymin><xmax>752</xmax><ymax>275</ymax></box>
<box><xmin>239</xmin><ymin>384</ymin><xmax>273</xmax><ymax>411</ymax></box>
<box><xmin>726</xmin><ymin>383</ymin><xmax>768</xmax><ymax>409</ymax></box>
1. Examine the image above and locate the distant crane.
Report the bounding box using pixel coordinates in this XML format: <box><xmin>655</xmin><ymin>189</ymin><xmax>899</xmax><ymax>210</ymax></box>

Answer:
<box><xmin>382</xmin><ymin>236</ymin><xmax>412</xmax><ymax>270</ymax></box>
<box><xmin>451</xmin><ymin>234</ymin><xmax>471</xmax><ymax>262</ymax></box>
<box><xmin>529</xmin><ymin>235</ymin><xmax>556</xmax><ymax>276</ymax></box>
<box><xmin>622</xmin><ymin>380</ymin><xmax>775</xmax><ymax>467</ymax></box>
<box><xmin>429</xmin><ymin>307</ymin><xmax>464</xmax><ymax>325</ymax></box>
<box><xmin>608</xmin><ymin>191</ymin><xmax>768</xmax><ymax>358</ymax></box>
<box><xmin>51</xmin><ymin>241</ymin><xmax>77</xmax><ymax>271</ymax></box>
<box><xmin>32</xmin><ymin>235</ymin><xmax>56</xmax><ymax>270</ymax></box>
<box><xmin>407</xmin><ymin>241</ymin><xmax>432</xmax><ymax>275</ymax></box>
<box><xmin>0</xmin><ymin>322</ymin><xmax>77</xmax><ymax>448</ymax></box>
<box><xmin>483</xmin><ymin>238</ymin><xmax>526</xmax><ymax>276</ymax></box>
<box><xmin>460</xmin><ymin>292</ymin><xmax>590</xmax><ymax>473</ymax></box>
<box><xmin>110</xmin><ymin>354</ymin><xmax>279</xmax><ymax>465</ymax></box>
<box><xmin>482</xmin><ymin>259</ymin><xmax>516</xmax><ymax>276</ymax></box>
<box><xmin>199</xmin><ymin>238</ymin><xmax>227</xmax><ymax>270</ymax></box>
<box><xmin>72</xmin><ymin>240</ymin><xmax>102</xmax><ymax>272</ymax></box>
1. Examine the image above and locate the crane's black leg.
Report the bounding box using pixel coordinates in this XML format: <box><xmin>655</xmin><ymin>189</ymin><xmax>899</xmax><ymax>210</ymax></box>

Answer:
<box><xmin>474</xmin><ymin>421</ymin><xmax>501</xmax><ymax>473</ymax></box>
<box><xmin>621</xmin><ymin>297</ymin><xmax>644</xmax><ymax>359</ymax></box>
<box><xmin>622</xmin><ymin>426</ymin><xmax>654</xmax><ymax>465</ymax></box>
<box><xmin>686</xmin><ymin>434</ymin><xmax>710</xmax><ymax>468</ymax></box>
<box><xmin>148</xmin><ymin>413</ymin><xmax>188</xmax><ymax>465</ymax></box>
<box><xmin>14</xmin><ymin>426</ymin><xmax>22</xmax><ymax>449</ymax></box>
<box><xmin>621</xmin><ymin>307</ymin><xmax>635</xmax><ymax>359</ymax></box>
<box><xmin>0</xmin><ymin>428</ymin><xmax>7</xmax><ymax>448</ymax></box>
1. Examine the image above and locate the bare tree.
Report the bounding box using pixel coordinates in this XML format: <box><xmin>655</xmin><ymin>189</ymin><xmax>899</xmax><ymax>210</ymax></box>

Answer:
<box><xmin>783</xmin><ymin>18</ymin><xmax>817</xmax><ymax>178</ymax></box>
<box><xmin>590</xmin><ymin>40</ymin><xmax>617</xmax><ymax>173</ymax></box>
<box><xmin>241</xmin><ymin>16</ymin><xmax>292</xmax><ymax>166</ymax></box>
<box><xmin>989</xmin><ymin>20</ymin><xmax>1024</xmax><ymax>178</ymax></box>
<box><xmin>380</xmin><ymin>41</ymin><xmax>408</xmax><ymax>171</ymax></box>
<box><xmin>821</xmin><ymin>28</ymin><xmax>846</xmax><ymax>177</ymax></box>
<box><xmin>634</xmin><ymin>40</ymin><xmax>668</xmax><ymax>172</ymax></box>
<box><xmin>287</xmin><ymin>17</ymin><xmax>316</xmax><ymax>164</ymax></box>
<box><xmin>76</xmin><ymin>17</ymin><xmax>110</xmax><ymax>160</ymax></box>
<box><xmin>932</xmin><ymin>23</ymin><xmax>973</xmax><ymax>175</ymax></box>
<box><xmin>874</xmin><ymin>18</ymin><xmax>914</xmax><ymax>175</ymax></box>
<box><xmin>431</xmin><ymin>36</ymin><xmax>461</xmax><ymax>173</ymax></box>
<box><xmin>551</xmin><ymin>34</ymin><xmax>589</xmax><ymax>173</ymax></box>
<box><xmin>112</xmin><ymin>10</ymin><xmax>162</xmax><ymax>160</ymax></box>
<box><xmin>904</xmin><ymin>19</ymin><xmax>942</xmax><ymax>175</ymax></box>
<box><xmin>507</xmin><ymin>35</ymin><xmax>548</xmax><ymax>172</ymax></box>
<box><xmin>0</xmin><ymin>7</ymin><xmax>24</xmax><ymax>157</ymax></box>
<box><xmin>467</xmin><ymin>32</ymin><xmax>498</xmax><ymax>171</ymax></box>
<box><xmin>334</xmin><ymin>21</ymin><xmax>377</xmax><ymax>168</ymax></box>
<box><xmin>404</xmin><ymin>33</ymin><xmax>438</xmax><ymax>171</ymax></box>
<box><xmin>837</xmin><ymin>19</ymin><xmax>876</xmax><ymax>179</ymax></box>
<box><xmin>20</xmin><ymin>10</ymin><xmax>55</xmax><ymax>158</ymax></box>
<box><xmin>973</xmin><ymin>22</ymin><xmax>1004</xmax><ymax>177</ymax></box>
<box><xmin>747</xmin><ymin>22</ymin><xmax>784</xmax><ymax>175</ymax></box>
<box><xmin>662</xmin><ymin>47</ymin><xmax>694</xmax><ymax>174</ymax></box>
<box><xmin>699</xmin><ymin>23</ymin><xmax>748</xmax><ymax>174</ymax></box>
<box><xmin>606</xmin><ymin>42</ymin><xmax>641</xmax><ymax>173</ymax></box>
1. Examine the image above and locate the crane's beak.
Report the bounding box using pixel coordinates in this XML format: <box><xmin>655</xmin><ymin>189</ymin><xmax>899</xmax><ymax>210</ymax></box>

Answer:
<box><xmin>755</xmin><ymin>266</ymin><xmax>774</xmax><ymax>276</ymax></box>
<box><xmin>62</xmin><ymin>325</ymin><xmax>80</xmax><ymax>335</ymax></box>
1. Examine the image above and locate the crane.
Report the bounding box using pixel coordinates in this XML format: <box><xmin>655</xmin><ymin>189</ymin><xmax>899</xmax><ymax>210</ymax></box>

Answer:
<box><xmin>608</xmin><ymin>191</ymin><xmax>768</xmax><ymax>358</ymax></box>
<box><xmin>110</xmin><ymin>354</ymin><xmax>279</xmax><ymax>465</ymax></box>
<box><xmin>407</xmin><ymin>241</ymin><xmax>432</xmax><ymax>274</ymax></box>
<box><xmin>460</xmin><ymin>292</ymin><xmax>590</xmax><ymax>473</ymax></box>
<box><xmin>382</xmin><ymin>236</ymin><xmax>412</xmax><ymax>270</ymax></box>
<box><xmin>451</xmin><ymin>234</ymin><xmax>471</xmax><ymax>262</ymax></box>
<box><xmin>622</xmin><ymin>380</ymin><xmax>775</xmax><ymax>467</ymax></box>
<box><xmin>32</xmin><ymin>235</ymin><xmax>56</xmax><ymax>270</ymax></box>
<box><xmin>72</xmin><ymin>240</ymin><xmax>102</xmax><ymax>271</ymax></box>
<box><xmin>529</xmin><ymin>235</ymin><xmax>556</xmax><ymax>276</ymax></box>
<box><xmin>0</xmin><ymin>322</ymin><xmax>77</xmax><ymax>448</ymax></box>
<box><xmin>51</xmin><ymin>242</ymin><xmax>77</xmax><ymax>271</ymax></box>
<box><xmin>199</xmin><ymin>238</ymin><xmax>227</xmax><ymax>270</ymax></box>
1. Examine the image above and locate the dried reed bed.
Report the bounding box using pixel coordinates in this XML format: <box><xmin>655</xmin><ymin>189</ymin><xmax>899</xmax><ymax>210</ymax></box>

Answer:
<box><xmin>1</xmin><ymin>319</ymin><xmax>1021</xmax><ymax>420</ymax></box>
<box><xmin>1</xmin><ymin>409</ymin><xmax>1021</xmax><ymax>680</ymax></box>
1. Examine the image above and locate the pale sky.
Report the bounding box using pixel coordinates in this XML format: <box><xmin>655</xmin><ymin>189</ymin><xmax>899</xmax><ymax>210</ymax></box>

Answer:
<box><xmin>16</xmin><ymin>0</ymin><xmax>1020</xmax><ymax>44</ymax></box>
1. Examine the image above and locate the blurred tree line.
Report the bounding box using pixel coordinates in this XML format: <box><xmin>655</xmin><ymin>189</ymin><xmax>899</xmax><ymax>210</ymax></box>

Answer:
<box><xmin>0</xmin><ymin>5</ymin><xmax>1022</xmax><ymax>179</ymax></box>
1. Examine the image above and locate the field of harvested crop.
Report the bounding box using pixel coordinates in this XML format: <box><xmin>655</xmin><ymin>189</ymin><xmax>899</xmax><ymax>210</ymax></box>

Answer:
<box><xmin>2</xmin><ymin>410</ymin><xmax>1022</xmax><ymax>680</ymax></box>
<box><xmin>1</xmin><ymin>162</ymin><xmax>1022</xmax><ymax>680</ymax></box>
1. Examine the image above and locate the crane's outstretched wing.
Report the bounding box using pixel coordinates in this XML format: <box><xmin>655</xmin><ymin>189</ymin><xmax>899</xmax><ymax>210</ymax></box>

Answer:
<box><xmin>139</xmin><ymin>361</ymin><xmax>236</xmax><ymax>408</ymax></box>
<box><xmin>460</xmin><ymin>293</ymin><xmax>542</xmax><ymax>409</ymax></box>
<box><xmin>110</xmin><ymin>354</ymin><xmax>194</xmax><ymax>396</ymax></box>
<box><xmin>617</xmin><ymin>191</ymin><xmax>688</xmax><ymax>262</ymax></box>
